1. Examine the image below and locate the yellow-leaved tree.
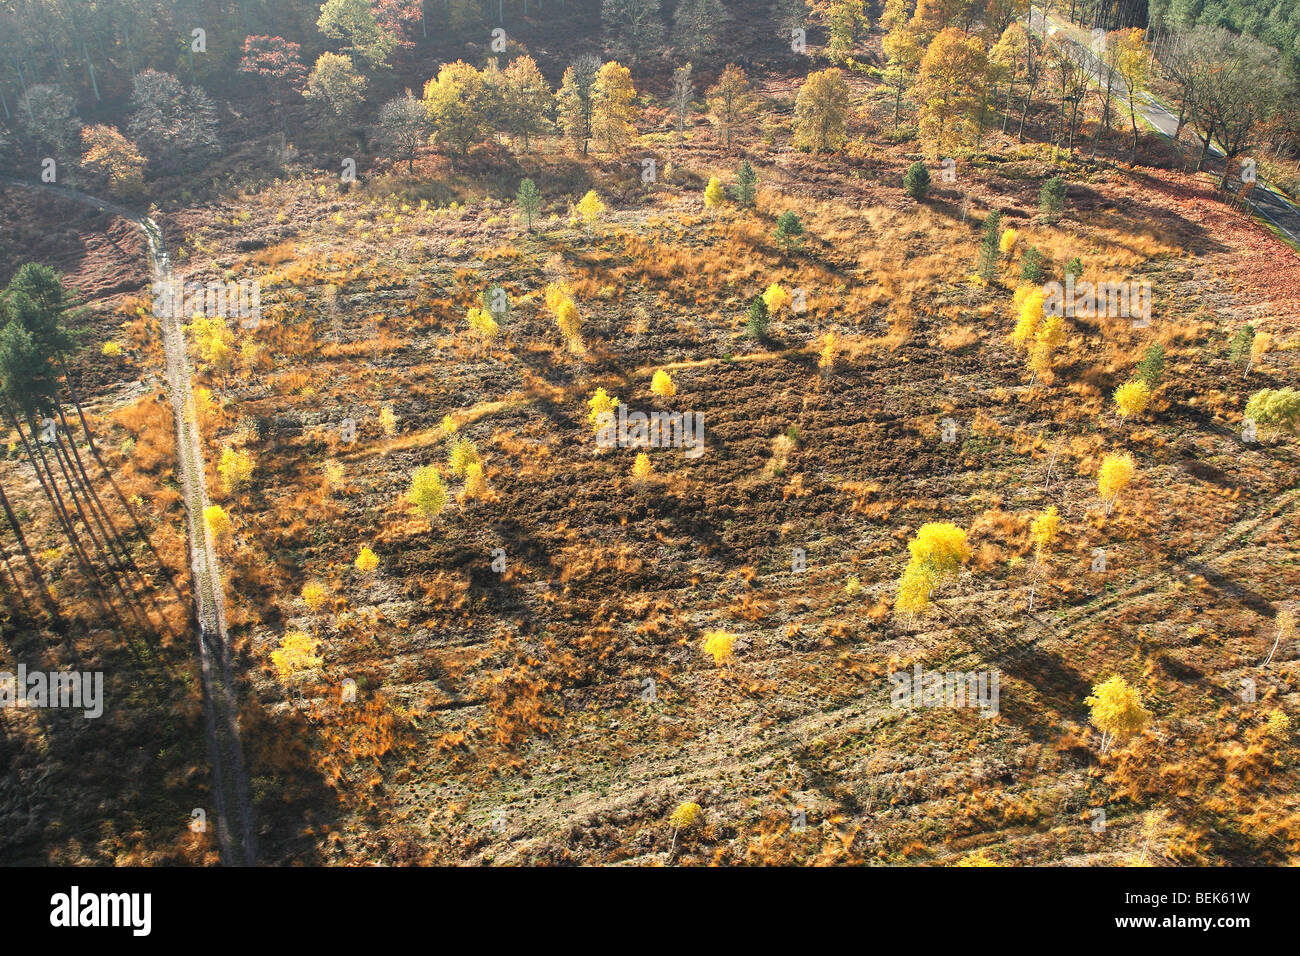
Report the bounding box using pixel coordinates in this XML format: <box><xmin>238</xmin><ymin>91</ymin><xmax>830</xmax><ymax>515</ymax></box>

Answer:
<box><xmin>587</xmin><ymin>387</ymin><xmax>620</xmax><ymax>433</ymax></box>
<box><xmin>575</xmin><ymin>189</ymin><xmax>605</xmax><ymax>232</ymax></box>
<box><xmin>449</xmin><ymin>437</ymin><xmax>479</xmax><ymax>477</ymax></box>
<box><xmin>651</xmin><ymin>369</ymin><xmax>677</xmax><ymax>399</ymax></box>
<box><xmin>302</xmin><ymin>581</ymin><xmax>328</xmax><ymax>611</ymax></box>
<box><xmin>355</xmin><ymin>546</ymin><xmax>379</xmax><ymax>574</ymax></box>
<box><xmin>1247</xmin><ymin>331</ymin><xmax>1271</xmax><ymax>374</ymax></box>
<box><xmin>702</xmin><ymin>630</ymin><xmax>738</xmax><ymax>665</ymax></box>
<box><xmin>705</xmin><ymin>63</ymin><xmax>758</xmax><ymax>148</ymax></box>
<box><xmin>460</xmin><ymin>461</ymin><xmax>488</xmax><ymax>502</ymax></box>
<box><xmin>218</xmin><ymin>447</ymin><xmax>254</xmax><ymax>493</ymax></box>
<box><xmin>467</xmin><ymin>306</ymin><xmax>499</xmax><ymax>354</ymax></box>
<box><xmin>80</xmin><ymin>124</ymin><xmax>146</xmax><ymax>197</ymax></box>
<box><xmin>409</xmin><ymin>465</ymin><xmax>448</xmax><ymax>519</ymax></box>
<box><xmin>818</xmin><ymin>331</ymin><xmax>840</xmax><ymax>372</ymax></box>
<box><xmin>896</xmin><ymin>521</ymin><xmax>971</xmax><ymax>616</ymax></box>
<box><xmin>1011</xmin><ymin>286</ymin><xmax>1044</xmax><ymax>349</ymax></box>
<box><xmin>763</xmin><ymin>282</ymin><xmax>792</xmax><ymax>315</ymax></box>
<box><xmin>271</xmin><ymin>630</ymin><xmax>323</xmax><ymax>686</ymax></box>
<box><xmin>999</xmin><ymin>227</ymin><xmax>1018</xmax><ymax>254</ymax></box>
<box><xmin>1085</xmin><ymin>674</ymin><xmax>1150</xmax><ymax>754</ymax></box>
<box><xmin>591</xmin><ymin>61</ymin><xmax>638</xmax><ymax>153</ymax></box>
<box><xmin>545</xmin><ymin>281</ymin><xmax>584</xmax><ymax>353</ymax></box>
<box><xmin>1097</xmin><ymin>451</ymin><xmax>1135</xmax><ymax>515</ymax></box>
<box><xmin>1113</xmin><ymin>379</ymin><xmax>1150</xmax><ymax>420</ymax></box>
<box><xmin>204</xmin><ymin>504</ymin><xmax>231</xmax><ymax>540</ymax></box>
<box><xmin>704</xmin><ymin>176</ymin><xmax>726</xmax><ymax>208</ymax></box>
<box><xmin>793</xmin><ymin>68</ymin><xmax>852</xmax><ymax>152</ymax></box>
<box><xmin>188</xmin><ymin>315</ymin><xmax>235</xmax><ymax>373</ymax></box>
<box><xmin>915</xmin><ymin>27</ymin><xmax>988</xmax><ymax>156</ymax></box>
<box><xmin>631</xmin><ymin>452</ymin><xmax>652</xmax><ymax>481</ymax></box>
<box><xmin>667</xmin><ymin>801</ymin><xmax>702</xmax><ymax>857</ymax></box>
<box><xmin>1030</xmin><ymin>505</ymin><xmax>1059</xmax><ymax>568</ymax></box>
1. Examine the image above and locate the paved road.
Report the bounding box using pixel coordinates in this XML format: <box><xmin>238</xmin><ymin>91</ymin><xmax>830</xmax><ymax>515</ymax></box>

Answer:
<box><xmin>1</xmin><ymin>175</ymin><xmax>257</xmax><ymax>866</ymax></box>
<box><xmin>1030</xmin><ymin>6</ymin><xmax>1300</xmax><ymax>246</ymax></box>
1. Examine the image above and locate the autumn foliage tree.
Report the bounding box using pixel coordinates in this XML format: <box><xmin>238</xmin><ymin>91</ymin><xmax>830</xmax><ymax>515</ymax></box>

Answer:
<box><xmin>896</xmin><ymin>521</ymin><xmax>971</xmax><ymax>616</ymax></box>
<box><xmin>1110</xmin><ymin>28</ymin><xmax>1150</xmax><ymax>165</ymax></box>
<box><xmin>238</xmin><ymin>36</ymin><xmax>308</xmax><ymax>130</ymax></box>
<box><xmin>408</xmin><ymin>465</ymin><xmax>448</xmax><ymax>519</ymax></box>
<box><xmin>1085</xmin><ymin>674</ymin><xmax>1150</xmax><ymax>754</ymax></box>
<box><xmin>1030</xmin><ymin>505</ymin><xmax>1059</xmax><ymax>568</ymax></box>
<box><xmin>303</xmin><ymin>52</ymin><xmax>368</xmax><ymax>132</ymax></box>
<box><xmin>500</xmin><ymin>55</ymin><xmax>552</xmax><ymax>150</ymax></box>
<box><xmin>591</xmin><ymin>61</ymin><xmax>638</xmax><ymax>153</ymax></box>
<box><xmin>705</xmin><ymin>64</ymin><xmax>758</xmax><ymax>149</ymax></box>
<box><xmin>1097</xmin><ymin>451</ymin><xmax>1135</xmax><ymax>515</ymax></box>
<box><xmin>793</xmin><ymin>69</ymin><xmax>851</xmax><ymax>152</ymax></box>
<box><xmin>1113</xmin><ymin>379</ymin><xmax>1151</xmax><ymax>420</ymax></box>
<box><xmin>883</xmin><ymin>21</ymin><xmax>924</xmax><ymax>129</ymax></box>
<box><xmin>557</xmin><ymin>55</ymin><xmax>602</xmax><ymax>156</ymax></box>
<box><xmin>424</xmin><ymin>61</ymin><xmax>490</xmax><ymax>154</ymax></box>
<box><xmin>271</xmin><ymin>630</ymin><xmax>323</xmax><ymax>686</ymax></box>
<box><xmin>916</xmin><ymin>28</ymin><xmax>988</xmax><ymax>156</ymax></box>
<box><xmin>80</xmin><ymin>125</ymin><xmax>145</xmax><ymax>198</ymax></box>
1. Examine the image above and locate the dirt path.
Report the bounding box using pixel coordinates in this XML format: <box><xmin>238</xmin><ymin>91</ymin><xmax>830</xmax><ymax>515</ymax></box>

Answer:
<box><xmin>1</xmin><ymin>176</ymin><xmax>257</xmax><ymax>865</ymax></box>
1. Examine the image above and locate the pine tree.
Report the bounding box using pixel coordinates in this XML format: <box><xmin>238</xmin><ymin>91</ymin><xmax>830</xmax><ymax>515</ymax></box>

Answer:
<box><xmin>1135</xmin><ymin>342</ymin><xmax>1164</xmax><ymax>387</ymax></box>
<box><xmin>773</xmin><ymin>212</ymin><xmax>804</xmax><ymax>252</ymax></box>
<box><xmin>903</xmin><ymin>160</ymin><xmax>930</xmax><ymax>199</ymax></box>
<box><xmin>746</xmin><ymin>297</ymin><xmax>770</xmax><ymax>340</ymax></box>
<box><xmin>1039</xmin><ymin>175</ymin><xmax>1067</xmax><ymax>223</ymax></box>
<box><xmin>1019</xmin><ymin>245</ymin><xmax>1043</xmax><ymax>283</ymax></box>
<box><xmin>1228</xmin><ymin>324</ymin><xmax>1255</xmax><ymax>366</ymax></box>
<box><xmin>516</xmin><ymin>178</ymin><xmax>542</xmax><ymax>232</ymax></box>
<box><xmin>731</xmin><ymin>160</ymin><xmax>758</xmax><ymax>206</ymax></box>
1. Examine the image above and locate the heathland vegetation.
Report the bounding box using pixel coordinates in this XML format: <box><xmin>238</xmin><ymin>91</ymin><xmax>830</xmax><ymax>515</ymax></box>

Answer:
<box><xmin>0</xmin><ymin>0</ymin><xmax>1297</xmax><ymax>867</ymax></box>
